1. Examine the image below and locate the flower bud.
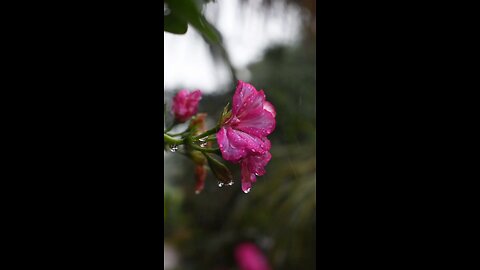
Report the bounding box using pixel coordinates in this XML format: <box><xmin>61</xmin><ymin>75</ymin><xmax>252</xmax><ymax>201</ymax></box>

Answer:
<box><xmin>171</xmin><ymin>89</ymin><xmax>202</xmax><ymax>123</ymax></box>
<box><xmin>204</xmin><ymin>153</ymin><xmax>233</xmax><ymax>185</ymax></box>
<box><xmin>194</xmin><ymin>165</ymin><xmax>207</xmax><ymax>194</ymax></box>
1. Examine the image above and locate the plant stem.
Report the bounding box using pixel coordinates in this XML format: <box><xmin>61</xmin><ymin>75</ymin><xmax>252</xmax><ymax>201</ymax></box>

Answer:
<box><xmin>164</xmin><ymin>133</ymin><xmax>184</xmax><ymax>145</ymax></box>
<box><xmin>189</xmin><ymin>143</ymin><xmax>221</xmax><ymax>154</ymax></box>
<box><xmin>206</xmin><ymin>137</ymin><xmax>217</xmax><ymax>142</ymax></box>
<box><xmin>192</xmin><ymin>126</ymin><xmax>220</xmax><ymax>140</ymax></box>
<box><xmin>166</xmin><ymin>131</ymin><xmax>188</xmax><ymax>137</ymax></box>
<box><xmin>164</xmin><ymin>121</ymin><xmax>177</xmax><ymax>133</ymax></box>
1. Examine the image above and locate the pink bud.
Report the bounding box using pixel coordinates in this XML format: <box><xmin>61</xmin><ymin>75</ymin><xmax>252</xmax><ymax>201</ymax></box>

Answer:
<box><xmin>171</xmin><ymin>89</ymin><xmax>202</xmax><ymax>123</ymax></box>
<box><xmin>194</xmin><ymin>165</ymin><xmax>207</xmax><ymax>194</ymax></box>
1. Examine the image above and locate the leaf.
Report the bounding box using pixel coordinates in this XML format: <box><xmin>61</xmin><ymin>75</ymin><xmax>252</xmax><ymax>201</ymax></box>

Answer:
<box><xmin>218</xmin><ymin>102</ymin><xmax>231</xmax><ymax>126</ymax></box>
<box><xmin>164</xmin><ymin>12</ymin><xmax>188</xmax><ymax>34</ymax></box>
<box><xmin>164</xmin><ymin>0</ymin><xmax>237</xmax><ymax>82</ymax></box>
<box><xmin>165</xmin><ymin>0</ymin><xmax>220</xmax><ymax>43</ymax></box>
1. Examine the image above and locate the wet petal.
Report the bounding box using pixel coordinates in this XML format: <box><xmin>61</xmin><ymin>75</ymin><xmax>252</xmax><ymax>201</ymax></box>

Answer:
<box><xmin>232</xmin><ymin>81</ymin><xmax>264</xmax><ymax>117</ymax></box>
<box><xmin>233</xmin><ymin>129</ymin><xmax>270</xmax><ymax>155</ymax></box>
<box><xmin>217</xmin><ymin>127</ymin><xmax>247</xmax><ymax>163</ymax></box>
<box><xmin>241</xmin><ymin>160</ymin><xmax>256</xmax><ymax>193</ymax></box>
<box><xmin>246</xmin><ymin>151</ymin><xmax>272</xmax><ymax>177</ymax></box>
<box><xmin>263</xmin><ymin>101</ymin><xmax>276</xmax><ymax>118</ymax></box>
<box><xmin>234</xmin><ymin>108</ymin><xmax>276</xmax><ymax>137</ymax></box>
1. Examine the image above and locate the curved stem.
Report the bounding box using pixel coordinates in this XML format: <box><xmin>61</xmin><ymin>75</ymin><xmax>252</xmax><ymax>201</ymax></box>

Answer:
<box><xmin>192</xmin><ymin>126</ymin><xmax>220</xmax><ymax>140</ymax></box>
<box><xmin>166</xmin><ymin>131</ymin><xmax>188</xmax><ymax>137</ymax></box>
<box><xmin>164</xmin><ymin>133</ymin><xmax>184</xmax><ymax>145</ymax></box>
<box><xmin>189</xmin><ymin>143</ymin><xmax>221</xmax><ymax>154</ymax></box>
<box><xmin>164</xmin><ymin>120</ymin><xmax>177</xmax><ymax>133</ymax></box>
<box><xmin>206</xmin><ymin>137</ymin><xmax>217</xmax><ymax>142</ymax></box>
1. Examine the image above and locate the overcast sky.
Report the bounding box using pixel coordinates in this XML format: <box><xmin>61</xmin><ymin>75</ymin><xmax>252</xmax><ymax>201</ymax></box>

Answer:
<box><xmin>164</xmin><ymin>0</ymin><xmax>302</xmax><ymax>94</ymax></box>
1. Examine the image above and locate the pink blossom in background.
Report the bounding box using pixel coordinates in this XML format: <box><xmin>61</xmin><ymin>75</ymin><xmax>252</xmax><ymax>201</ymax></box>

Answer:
<box><xmin>171</xmin><ymin>89</ymin><xmax>202</xmax><ymax>123</ymax></box>
<box><xmin>194</xmin><ymin>165</ymin><xmax>207</xmax><ymax>194</ymax></box>
<box><xmin>235</xmin><ymin>242</ymin><xmax>271</xmax><ymax>270</ymax></box>
<box><xmin>217</xmin><ymin>81</ymin><xmax>276</xmax><ymax>192</ymax></box>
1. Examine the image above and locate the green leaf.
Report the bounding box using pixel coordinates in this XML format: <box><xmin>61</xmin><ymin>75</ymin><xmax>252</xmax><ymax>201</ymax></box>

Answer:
<box><xmin>218</xmin><ymin>102</ymin><xmax>231</xmax><ymax>126</ymax></box>
<box><xmin>164</xmin><ymin>12</ymin><xmax>188</xmax><ymax>34</ymax></box>
<box><xmin>165</xmin><ymin>0</ymin><xmax>220</xmax><ymax>43</ymax></box>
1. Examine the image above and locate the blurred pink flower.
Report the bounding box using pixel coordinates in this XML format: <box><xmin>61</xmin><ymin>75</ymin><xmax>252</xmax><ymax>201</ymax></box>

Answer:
<box><xmin>217</xmin><ymin>81</ymin><xmax>276</xmax><ymax>163</ymax></box>
<box><xmin>171</xmin><ymin>89</ymin><xmax>202</xmax><ymax>123</ymax></box>
<box><xmin>194</xmin><ymin>165</ymin><xmax>207</xmax><ymax>194</ymax></box>
<box><xmin>235</xmin><ymin>242</ymin><xmax>271</xmax><ymax>270</ymax></box>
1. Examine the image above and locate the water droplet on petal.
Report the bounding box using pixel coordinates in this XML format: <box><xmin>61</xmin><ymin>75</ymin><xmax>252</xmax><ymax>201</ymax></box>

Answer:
<box><xmin>254</xmin><ymin>173</ymin><xmax>259</xmax><ymax>176</ymax></box>
<box><xmin>243</xmin><ymin>188</ymin><xmax>251</xmax><ymax>194</ymax></box>
<box><xmin>218</xmin><ymin>182</ymin><xmax>224</xmax><ymax>188</ymax></box>
<box><xmin>170</xmin><ymin>145</ymin><xmax>178</xmax><ymax>152</ymax></box>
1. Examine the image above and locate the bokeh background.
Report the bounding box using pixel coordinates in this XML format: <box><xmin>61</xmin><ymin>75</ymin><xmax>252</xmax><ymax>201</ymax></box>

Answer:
<box><xmin>164</xmin><ymin>0</ymin><xmax>316</xmax><ymax>269</ymax></box>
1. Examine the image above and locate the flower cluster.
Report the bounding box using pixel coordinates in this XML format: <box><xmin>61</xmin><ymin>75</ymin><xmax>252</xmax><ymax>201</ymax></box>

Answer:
<box><xmin>164</xmin><ymin>81</ymin><xmax>276</xmax><ymax>194</ymax></box>
<box><xmin>217</xmin><ymin>81</ymin><xmax>276</xmax><ymax>193</ymax></box>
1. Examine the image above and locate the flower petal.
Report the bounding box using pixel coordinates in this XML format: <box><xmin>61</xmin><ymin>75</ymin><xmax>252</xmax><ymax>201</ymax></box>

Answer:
<box><xmin>263</xmin><ymin>101</ymin><xmax>276</xmax><ymax>118</ymax></box>
<box><xmin>217</xmin><ymin>127</ymin><xmax>268</xmax><ymax>162</ymax></box>
<box><xmin>232</xmin><ymin>81</ymin><xmax>265</xmax><ymax>117</ymax></box>
<box><xmin>217</xmin><ymin>127</ymin><xmax>247</xmax><ymax>162</ymax></box>
<box><xmin>240</xmin><ymin>161</ymin><xmax>255</xmax><ymax>193</ymax></box>
<box><xmin>233</xmin><ymin>108</ymin><xmax>276</xmax><ymax>137</ymax></box>
<box><xmin>233</xmin><ymin>129</ymin><xmax>270</xmax><ymax>154</ymax></box>
<box><xmin>245</xmin><ymin>150</ymin><xmax>272</xmax><ymax>177</ymax></box>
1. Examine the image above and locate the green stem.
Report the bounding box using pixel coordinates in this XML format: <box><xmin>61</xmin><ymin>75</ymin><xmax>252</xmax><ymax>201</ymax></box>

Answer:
<box><xmin>164</xmin><ymin>133</ymin><xmax>184</xmax><ymax>145</ymax></box>
<box><xmin>164</xmin><ymin>121</ymin><xmax>177</xmax><ymax>133</ymax></box>
<box><xmin>166</xmin><ymin>131</ymin><xmax>188</xmax><ymax>137</ymax></box>
<box><xmin>206</xmin><ymin>137</ymin><xmax>217</xmax><ymax>142</ymax></box>
<box><xmin>189</xmin><ymin>143</ymin><xmax>220</xmax><ymax>154</ymax></box>
<box><xmin>192</xmin><ymin>126</ymin><xmax>220</xmax><ymax>140</ymax></box>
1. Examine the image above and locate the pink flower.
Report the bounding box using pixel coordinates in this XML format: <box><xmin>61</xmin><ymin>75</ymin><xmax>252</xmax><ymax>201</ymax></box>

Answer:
<box><xmin>217</xmin><ymin>81</ymin><xmax>276</xmax><ymax>193</ymax></box>
<box><xmin>171</xmin><ymin>89</ymin><xmax>202</xmax><ymax>123</ymax></box>
<box><xmin>234</xmin><ymin>242</ymin><xmax>271</xmax><ymax>270</ymax></box>
<box><xmin>217</xmin><ymin>81</ymin><xmax>276</xmax><ymax>163</ymax></box>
